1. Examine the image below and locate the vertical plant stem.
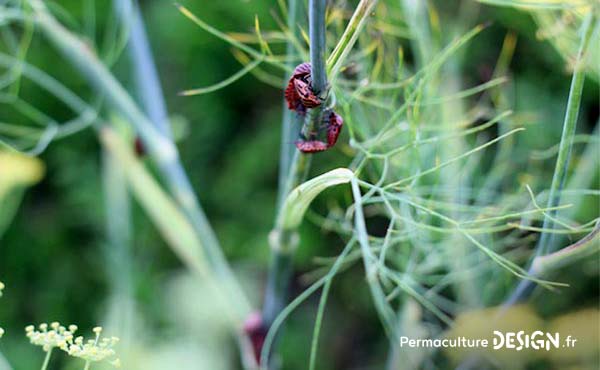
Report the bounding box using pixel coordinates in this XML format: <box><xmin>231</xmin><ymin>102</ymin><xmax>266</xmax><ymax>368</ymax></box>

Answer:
<box><xmin>276</xmin><ymin>0</ymin><xmax>301</xmax><ymax>209</ymax></box>
<box><xmin>564</xmin><ymin>121</ymin><xmax>599</xmax><ymax>219</ymax></box>
<box><xmin>262</xmin><ymin>0</ymin><xmax>329</xmax><ymax>364</ymax></box>
<box><xmin>262</xmin><ymin>232</ymin><xmax>297</xmax><ymax>326</ymax></box>
<box><xmin>102</xmin><ymin>133</ymin><xmax>135</xmax><ymax>343</ymax></box>
<box><xmin>108</xmin><ymin>3</ymin><xmax>166</xmax><ymax>338</ymax></box>
<box><xmin>264</xmin><ymin>0</ymin><xmax>304</xmax><ymax>330</ymax></box>
<box><xmin>536</xmin><ymin>13</ymin><xmax>595</xmax><ymax>257</ymax></box>
<box><xmin>0</xmin><ymin>352</ymin><xmax>13</xmax><ymax>370</ymax></box>
<box><xmin>308</xmin><ymin>0</ymin><xmax>326</xmax><ymax>95</ymax></box>
<box><xmin>103</xmin><ymin>141</ymin><xmax>132</xmax><ymax>269</ymax></box>
<box><xmin>40</xmin><ymin>349</ymin><xmax>52</xmax><ymax>370</ymax></box>
<box><xmin>505</xmin><ymin>13</ymin><xmax>595</xmax><ymax>305</ymax></box>
<box><xmin>401</xmin><ymin>0</ymin><xmax>433</xmax><ymax>68</ymax></box>
<box><xmin>82</xmin><ymin>361</ymin><xmax>90</xmax><ymax>370</ymax></box>
<box><xmin>300</xmin><ymin>0</ymin><xmax>328</xmax><ymax>143</ymax></box>
<box><xmin>113</xmin><ymin>0</ymin><xmax>171</xmax><ymax>137</ymax></box>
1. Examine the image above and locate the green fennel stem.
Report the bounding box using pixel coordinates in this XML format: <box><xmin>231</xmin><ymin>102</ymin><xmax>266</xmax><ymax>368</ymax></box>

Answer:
<box><xmin>504</xmin><ymin>13</ymin><xmax>596</xmax><ymax>305</ymax></box>
<box><xmin>536</xmin><ymin>13</ymin><xmax>596</xmax><ymax>257</ymax></box>
<box><xmin>276</xmin><ymin>0</ymin><xmax>302</xmax><ymax>209</ymax></box>
<box><xmin>262</xmin><ymin>0</ymin><xmax>329</xmax><ymax>355</ymax></box>
<box><xmin>40</xmin><ymin>349</ymin><xmax>52</xmax><ymax>370</ymax></box>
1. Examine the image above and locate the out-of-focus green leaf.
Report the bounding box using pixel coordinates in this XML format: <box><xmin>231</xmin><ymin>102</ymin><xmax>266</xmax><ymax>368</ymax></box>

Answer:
<box><xmin>0</xmin><ymin>151</ymin><xmax>44</xmax><ymax>201</ymax></box>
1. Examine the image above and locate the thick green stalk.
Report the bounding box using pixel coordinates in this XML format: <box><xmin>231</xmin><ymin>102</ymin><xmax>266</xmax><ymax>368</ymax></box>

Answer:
<box><xmin>505</xmin><ymin>14</ymin><xmax>596</xmax><ymax>305</ymax></box>
<box><xmin>264</xmin><ymin>0</ymin><xmax>303</xmax><ymax>330</ymax></box>
<box><xmin>113</xmin><ymin>0</ymin><xmax>171</xmax><ymax>138</ymax></box>
<box><xmin>262</xmin><ymin>0</ymin><xmax>329</xmax><ymax>360</ymax></box>
<box><xmin>262</xmin><ymin>235</ymin><xmax>296</xmax><ymax>325</ymax></box>
<box><xmin>28</xmin><ymin>0</ymin><xmax>250</xmax><ymax>320</ymax></box>
<box><xmin>301</xmin><ymin>0</ymin><xmax>328</xmax><ymax>142</ymax></box>
<box><xmin>276</xmin><ymin>0</ymin><xmax>302</xmax><ymax>208</ymax></box>
<box><xmin>308</xmin><ymin>0</ymin><xmax>326</xmax><ymax>95</ymax></box>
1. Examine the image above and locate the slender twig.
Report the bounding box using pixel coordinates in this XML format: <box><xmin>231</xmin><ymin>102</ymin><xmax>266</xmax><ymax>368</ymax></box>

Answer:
<box><xmin>505</xmin><ymin>13</ymin><xmax>596</xmax><ymax>305</ymax></box>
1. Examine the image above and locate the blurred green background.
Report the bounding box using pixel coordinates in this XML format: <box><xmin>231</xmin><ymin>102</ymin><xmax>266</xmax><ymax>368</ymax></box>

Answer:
<box><xmin>0</xmin><ymin>0</ymin><xmax>598</xmax><ymax>369</ymax></box>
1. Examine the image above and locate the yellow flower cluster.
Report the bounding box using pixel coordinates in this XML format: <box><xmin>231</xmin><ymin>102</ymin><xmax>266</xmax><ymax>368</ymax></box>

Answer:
<box><xmin>25</xmin><ymin>322</ymin><xmax>77</xmax><ymax>352</ymax></box>
<box><xmin>25</xmin><ymin>324</ymin><xmax>120</xmax><ymax>367</ymax></box>
<box><xmin>60</xmin><ymin>326</ymin><xmax>120</xmax><ymax>367</ymax></box>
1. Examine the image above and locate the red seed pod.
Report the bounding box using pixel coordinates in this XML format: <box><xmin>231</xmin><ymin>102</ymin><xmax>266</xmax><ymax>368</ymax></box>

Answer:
<box><xmin>326</xmin><ymin>111</ymin><xmax>343</xmax><ymax>148</ymax></box>
<box><xmin>295</xmin><ymin>140</ymin><xmax>328</xmax><ymax>153</ymax></box>
<box><xmin>285</xmin><ymin>62</ymin><xmax>321</xmax><ymax>113</ymax></box>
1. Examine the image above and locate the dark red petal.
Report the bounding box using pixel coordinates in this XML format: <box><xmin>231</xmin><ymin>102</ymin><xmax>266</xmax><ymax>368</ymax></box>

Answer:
<box><xmin>295</xmin><ymin>140</ymin><xmax>328</xmax><ymax>153</ymax></box>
